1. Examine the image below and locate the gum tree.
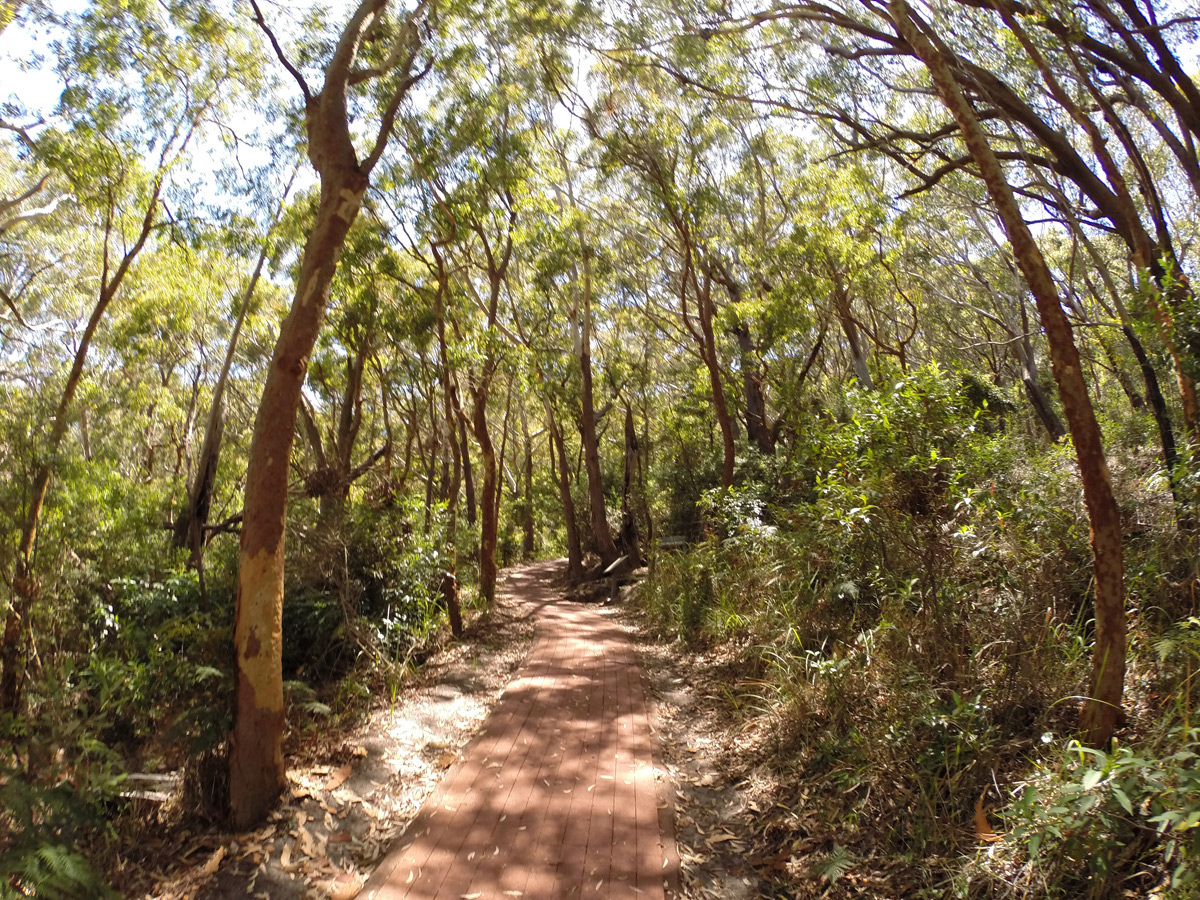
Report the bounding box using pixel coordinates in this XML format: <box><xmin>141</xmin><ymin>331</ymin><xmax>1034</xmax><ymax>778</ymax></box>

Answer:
<box><xmin>231</xmin><ymin>0</ymin><xmax>432</xmax><ymax>828</ymax></box>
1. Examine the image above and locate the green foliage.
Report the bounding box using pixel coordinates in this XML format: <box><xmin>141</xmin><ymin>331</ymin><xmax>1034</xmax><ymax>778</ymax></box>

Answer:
<box><xmin>1006</xmin><ymin>735</ymin><xmax>1200</xmax><ymax>897</ymax></box>
<box><xmin>0</xmin><ymin>705</ymin><xmax>124</xmax><ymax>899</ymax></box>
<box><xmin>635</xmin><ymin>363</ymin><xmax>1198</xmax><ymax>896</ymax></box>
<box><xmin>0</xmin><ymin>835</ymin><xmax>118</xmax><ymax>900</ymax></box>
<box><xmin>282</xmin><ymin>495</ymin><xmax>454</xmax><ymax>683</ymax></box>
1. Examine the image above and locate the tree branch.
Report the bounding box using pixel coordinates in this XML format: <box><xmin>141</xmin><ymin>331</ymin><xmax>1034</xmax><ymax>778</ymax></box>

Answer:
<box><xmin>248</xmin><ymin>0</ymin><xmax>312</xmax><ymax>102</ymax></box>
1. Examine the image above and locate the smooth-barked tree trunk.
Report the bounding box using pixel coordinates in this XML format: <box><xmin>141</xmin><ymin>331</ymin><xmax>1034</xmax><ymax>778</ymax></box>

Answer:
<box><xmin>576</xmin><ymin>241</ymin><xmax>620</xmax><ymax>566</ymax></box>
<box><xmin>545</xmin><ymin>401</ymin><xmax>584</xmax><ymax>582</ymax></box>
<box><xmin>231</xmin><ymin>0</ymin><xmax>429</xmax><ymax>829</ymax></box>
<box><xmin>891</xmin><ymin>0</ymin><xmax>1125</xmax><ymax>746</ymax></box>
<box><xmin>695</xmin><ymin>272</ymin><xmax>736</xmax><ymax>488</ymax></box>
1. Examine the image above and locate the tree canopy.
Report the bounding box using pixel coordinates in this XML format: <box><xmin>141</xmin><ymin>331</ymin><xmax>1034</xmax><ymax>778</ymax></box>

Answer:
<box><xmin>1</xmin><ymin>0</ymin><xmax>1199</xmax><ymax>894</ymax></box>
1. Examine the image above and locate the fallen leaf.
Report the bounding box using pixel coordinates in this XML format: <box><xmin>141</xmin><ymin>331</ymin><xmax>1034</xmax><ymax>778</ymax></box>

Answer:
<box><xmin>202</xmin><ymin>846</ymin><xmax>227</xmax><ymax>876</ymax></box>
<box><xmin>707</xmin><ymin>833</ymin><xmax>738</xmax><ymax>844</ymax></box>
<box><xmin>298</xmin><ymin>825</ymin><xmax>318</xmax><ymax>859</ymax></box>
<box><xmin>975</xmin><ymin>793</ymin><xmax>1001</xmax><ymax>843</ymax></box>
<box><xmin>437</xmin><ymin>752</ymin><xmax>458</xmax><ymax>769</ymax></box>
<box><xmin>329</xmin><ymin>832</ymin><xmax>353</xmax><ymax>844</ymax></box>
<box><xmin>281</xmin><ymin>840</ymin><xmax>293</xmax><ymax>869</ymax></box>
<box><xmin>326</xmin><ymin>765</ymin><xmax>353</xmax><ymax>791</ymax></box>
<box><xmin>330</xmin><ymin>873</ymin><xmax>362</xmax><ymax>900</ymax></box>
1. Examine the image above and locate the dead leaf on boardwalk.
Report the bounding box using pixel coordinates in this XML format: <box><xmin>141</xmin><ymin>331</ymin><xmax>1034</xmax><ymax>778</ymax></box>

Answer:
<box><xmin>974</xmin><ymin>793</ymin><xmax>1001</xmax><ymax>842</ymax></box>
<box><xmin>328</xmin><ymin>872</ymin><xmax>363</xmax><ymax>900</ymax></box>
<box><xmin>436</xmin><ymin>752</ymin><xmax>458</xmax><ymax>769</ymax></box>
<box><xmin>325</xmin><ymin>764</ymin><xmax>352</xmax><ymax>791</ymax></box>
<box><xmin>202</xmin><ymin>846</ymin><xmax>226</xmax><ymax>876</ymax></box>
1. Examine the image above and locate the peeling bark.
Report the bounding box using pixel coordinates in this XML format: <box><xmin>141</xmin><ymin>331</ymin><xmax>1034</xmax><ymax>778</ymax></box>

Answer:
<box><xmin>231</xmin><ymin>0</ymin><xmax>430</xmax><ymax>828</ymax></box>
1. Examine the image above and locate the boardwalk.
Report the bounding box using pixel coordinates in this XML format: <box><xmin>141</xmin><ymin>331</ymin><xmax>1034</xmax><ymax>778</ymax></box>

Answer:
<box><xmin>361</xmin><ymin>563</ymin><xmax>679</xmax><ymax>900</ymax></box>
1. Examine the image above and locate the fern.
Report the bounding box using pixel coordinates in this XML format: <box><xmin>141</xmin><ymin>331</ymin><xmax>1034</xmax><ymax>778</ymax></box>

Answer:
<box><xmin>0</xmin><ymin>845</ymin><xmax>118</xmax><ymax>900</ymax></box>
<box><xmin>0</xmin><ymin>763</ymin><xmax>118</xmax><ymax>899</ymax></box>
<box><xmin>816</xmin><ymin>844</ymin><xmax>856</xmax><ymax>884</ymax></box>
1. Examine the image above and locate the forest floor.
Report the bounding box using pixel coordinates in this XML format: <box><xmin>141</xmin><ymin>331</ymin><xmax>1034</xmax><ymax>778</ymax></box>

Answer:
<box><xmin>115</xmin><ymin>560</ymin><xmax>767</xmax><ymax>900</ymax></box>
<box><xmin>118</xmin><ymin>563</ymin><xmax>541</xmax><ymax>900</ymax></box>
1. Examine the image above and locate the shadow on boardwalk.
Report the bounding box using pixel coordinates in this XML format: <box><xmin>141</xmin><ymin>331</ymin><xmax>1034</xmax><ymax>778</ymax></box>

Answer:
<box><xmin>362</xmin><ymin>560</ymin><xmax>679</xmax><ymax>900</ymax></box>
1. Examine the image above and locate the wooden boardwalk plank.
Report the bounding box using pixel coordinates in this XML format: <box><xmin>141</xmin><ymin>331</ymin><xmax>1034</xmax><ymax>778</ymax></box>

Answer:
<box><xmin>362</xmin><ymin>563</ymin><xmax>677</xmax><ymax>900</ymax></box>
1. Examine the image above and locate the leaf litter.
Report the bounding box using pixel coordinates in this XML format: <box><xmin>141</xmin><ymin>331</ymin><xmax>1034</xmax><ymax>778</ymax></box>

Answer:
<box><xmin>117</xmin><ymin>563</ymin><xmax>543</xmax><ymax>900</ymax></box>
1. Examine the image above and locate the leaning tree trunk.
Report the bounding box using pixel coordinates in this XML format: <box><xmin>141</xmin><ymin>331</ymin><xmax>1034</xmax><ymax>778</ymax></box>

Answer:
<box><xmin>892</xmin><ymin>0</ymin><xmax>1125</xmax><ymax>747</ymax></box>
<box><xmin>1076</xmin><ymin>237</ymin><xmax>1185</xmax><ymax>521</ymax></box>
<box><xmin>231</xmin><ymin>160</ymin><xmax>367</xmax><ymax>829</ymax></box>
<box><xmin>232</xmin><ymin>0</ymin><xmax>429</xmax><ymax>828</ymax></box>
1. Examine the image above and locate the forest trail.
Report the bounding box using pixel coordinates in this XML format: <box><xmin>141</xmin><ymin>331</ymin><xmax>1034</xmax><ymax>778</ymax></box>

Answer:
<box><xmin>360</xmin><ymin>560</ymin><xmax>680</xmax><ymax>900</ymax></box>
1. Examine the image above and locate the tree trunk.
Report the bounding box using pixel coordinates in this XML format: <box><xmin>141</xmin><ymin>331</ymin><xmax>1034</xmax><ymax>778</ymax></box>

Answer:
<box><xmin>712</xmin><ymin>262</ymin><xmax>774</xmax><ymax>454</ymax></box>
<box><xmin>1013</xmin><ymin>307</ymin><xmax>1067</xmax><ymax>441</ymax></box>
<box><xmin>546</xmin><ymin>401</ymin><xmax>584</xmax><ymax>583</ymax></box>
<box><xmin>231</xmin><ymin>0</ymin><xmax>429</xmax><ymax>823</ymax></box>
<box><xmin>475</xmin><ymin>392</ymin><xmax>498</xmax><ymax>603</ymax></box>
<box><xmin>436</xmin><ymin>295</ymin><xmax>463</xmax><ymax>637</ymax></box>
<box><xmin>459</xmin><ymin>414</ymin><xmax>476</xmax><ymax>526</ymax></box>
<box><xmin>620</xmin><ymin>407</ymin><xmax>643</xmax><ymax>567</ymax></box>
<box><xmin>1123</xmin><ymin>324</ymin><xmax>1189</xmax><ymax>524</ymax></box>
<box><xmin>578</xmin><ymin>249</ymin><xmax>620</xmax><ymax>565</ymax></box>
<box><xmin>1095</xmin><ymin>332</ymin><xmax>1144</xmax><ymax>412</ymax></box>
<box><xmin>231</xmin><ymin>159</ymin><xmax>367</xmax><ymax>828</ymax></box>
<box><xmin>423</xmin><ymin>412</ymin><xmax>440</xmax><ymax>535</ymax></box>
<box><xmin>1077</xmin><ymin>242</ymin><xmax>1184</xmax><ymax>520</ymax></box>
<box><xmin>321</xmin><ymin>335</ymin><xmax>370</xmax><ymax>520</ymax></box>
<box><xmin>697</xmin><ymin>277</ymin><xmax>736</xmax><ymax>488</ymax></box>
<box><xmin>522</xmin><ymin>427</ymin><xmax>535</xmax><ymax>561</ymax></box>
<box><xmin>892</xmin><ymin>0</ymin><xmax>1125</xmax><ymax>746</ymax></box>
<box><xmin>831</xmin><ymin>269</ymin><xmax>873</xmax><ymax>390</ymax></box>
<box><xmin>734</xmin><ymin>321</ymin><xmax>775</xmax><ymax>455</ymax></box>
<box><xmin>174</xmin><ymin>225</ymin><xmax>276</xmax><ymax>567</ymax></box>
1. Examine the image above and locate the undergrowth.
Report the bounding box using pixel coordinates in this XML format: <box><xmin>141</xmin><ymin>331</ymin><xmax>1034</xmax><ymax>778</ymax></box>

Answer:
<box><xmin>637</xmin><ymin>367</ymin><xmax>1200</xmax><ymax>899</ymax></box>
<box><xmin>0</xmin><ymin>485</ymin><xmax>470</xmax><ymax>897</ymax></box>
